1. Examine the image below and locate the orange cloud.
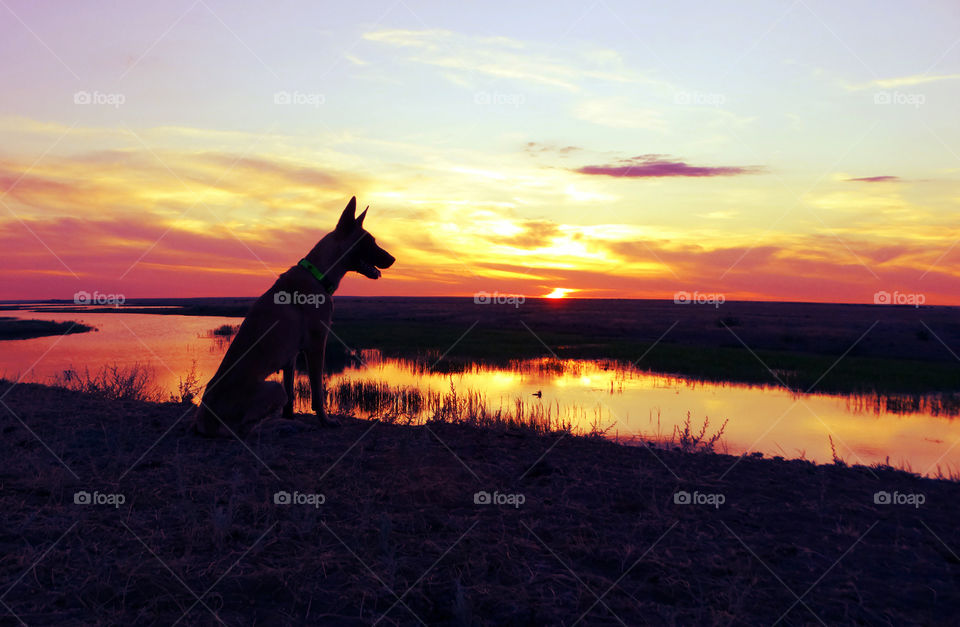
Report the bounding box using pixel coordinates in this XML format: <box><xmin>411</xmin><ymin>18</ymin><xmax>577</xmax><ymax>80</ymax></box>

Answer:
<box><xmin>1</xmin><ymin>122</ymin><xmax>958</xmax><ymax>304</ymax></box>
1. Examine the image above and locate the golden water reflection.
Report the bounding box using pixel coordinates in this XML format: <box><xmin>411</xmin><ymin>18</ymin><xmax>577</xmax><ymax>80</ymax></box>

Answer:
<box><xmin>324</xmin><ymin>352</ymin><xmax>960</xmax><ymax>476</ymax></box>
<box><xmin>1</xmin><ymin>310</ymin><xmax>958</xmax><ymax>476</ymax></box>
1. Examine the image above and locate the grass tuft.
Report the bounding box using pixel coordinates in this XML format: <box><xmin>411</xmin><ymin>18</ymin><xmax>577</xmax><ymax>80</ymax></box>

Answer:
<box><xmin>52</xmin><ymin>363</ymin><xmax>163</xmax><ymax>402</ymax></box>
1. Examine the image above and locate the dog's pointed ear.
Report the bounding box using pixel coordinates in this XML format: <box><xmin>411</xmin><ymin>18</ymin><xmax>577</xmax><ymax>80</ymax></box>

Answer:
<box><xmin>336</xmin><ymin>197</ymin><xmax>357</xmax><ymax>234</ymax></box>
<box><xmin>356</xmin><ymin>206</ymin><xmax>368</xmax><ymax>229</ymax></box>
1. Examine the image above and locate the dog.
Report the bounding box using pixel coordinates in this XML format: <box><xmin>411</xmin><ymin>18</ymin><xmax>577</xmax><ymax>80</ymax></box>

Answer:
<box><xmin>194</xmin><ymin>196</ymin><xmax>395</xmax><ymax>437</ymax></box>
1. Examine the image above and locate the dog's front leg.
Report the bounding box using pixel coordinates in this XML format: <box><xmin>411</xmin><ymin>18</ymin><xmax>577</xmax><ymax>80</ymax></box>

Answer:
<box><xmin>282</xmin><ymin>358</ymin><xmax>296</xmax><ymax>418</ymax></box>
<box><xmin>306</xmin><ymin>346</ymin><xmax>338</xmax><ymax>426</ymax></box>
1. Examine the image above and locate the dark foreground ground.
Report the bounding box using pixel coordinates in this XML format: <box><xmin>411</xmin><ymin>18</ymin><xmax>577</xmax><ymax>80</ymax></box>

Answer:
<box><xmin>2</xmin><ymin>381</ymin><xmax>959</xmax><ymax>625</ymax></box>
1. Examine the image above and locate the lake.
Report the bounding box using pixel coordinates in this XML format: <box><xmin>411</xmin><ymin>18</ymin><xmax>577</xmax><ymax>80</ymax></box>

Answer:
<box><xmin>2</xmin><ymin>307</ymin><xmax>958</xmax><ymax>476</ymax></box>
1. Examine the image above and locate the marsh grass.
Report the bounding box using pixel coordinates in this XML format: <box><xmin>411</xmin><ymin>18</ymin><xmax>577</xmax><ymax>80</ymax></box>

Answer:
<box><xmin>844</xmin><ymin>391</ymin><xmax>960</xmax><ymax>417</ymax></box>
<box><xmin>346</xmin><ymin>353</ymin><xmax>960</xmax><ymax>417</ymax></box>
<box><xmin>326</xmin><ymin>378</ymin><xmax>621</xmax><ymax>437</ymax></box>
<box><xmin>395</xmin><ymin>355</ymin><xmax>592</xmax><ymax>378</ymax></box>
<box><xmin>672</xmin><ymin>412</ymin><xmax>729</xmax><ymax>453</ymax></box>
<box><xmin>52</xmin><ymin>363</ymin><xmax>163</xmax><ymax>402</ymax></box>
<box><xmin>622</xmin><ymin>408</ymin><xmax>730</xmax><ymax>455</ymax></box>
<box><xmin>829</xmin><ymin>435</ymin><xmax>847</xmax><ymax>467</ymax></box>
<box><xmin>204</xmin><ymin>323</ymin><xmax>239</xmax><ymax>337</ymax></box>
<box><xmin>171</xmin><ymin>359</ymin><xmax>202</xmax><ymax>404</ymax></box>
<box><xmin>327</xmin><ymin>317</ymin><xmax>960</xmax><ymax>395</ymax></box>
<box><xmin>200</xmin><ymin>324</ymin><xmax>239</xmax><ymax>353</ymax></box>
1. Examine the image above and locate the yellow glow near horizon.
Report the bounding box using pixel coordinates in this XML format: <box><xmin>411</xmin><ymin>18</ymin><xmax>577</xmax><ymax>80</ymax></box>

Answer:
<box><xmin>544</xmin><ymin>288</ymin><xmax>574</xmax><ymax>299</ymax></box>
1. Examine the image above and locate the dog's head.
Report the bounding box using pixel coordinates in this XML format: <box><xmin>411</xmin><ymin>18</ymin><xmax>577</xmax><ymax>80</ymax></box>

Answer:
<box><xmin>333</xmin><ymin>196</ymin><xmax>395</xmax><ymax>279</ymax></box>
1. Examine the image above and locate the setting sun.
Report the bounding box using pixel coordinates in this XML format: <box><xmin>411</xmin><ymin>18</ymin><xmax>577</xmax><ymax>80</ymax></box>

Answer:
<box><xmin>544</xmin><ymin>288</ymin><xmax>574</xmax><ymax>299</ymax></box>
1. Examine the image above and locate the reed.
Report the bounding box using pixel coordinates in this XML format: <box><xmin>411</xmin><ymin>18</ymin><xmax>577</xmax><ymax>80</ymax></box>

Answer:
<box><xmin>326</xmin><ymin>377</ymin><xmax>619</xmax><ymax>436</ymax></box>
<box><xmin>52</xmin><ymin>363</ymin><xmax>163</xmax><ymax>402</ymax></box>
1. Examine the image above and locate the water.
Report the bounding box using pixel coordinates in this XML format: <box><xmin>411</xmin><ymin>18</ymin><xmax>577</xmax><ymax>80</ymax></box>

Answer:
<box><xmin>0</xmin><ymin>308</ymin><xmax>237</xmax><ymax>393</ymax></box>
<box><xmin>2</xmin><ymin>308</ymin><xmax>958</xmax><ymax>475</ymax></box>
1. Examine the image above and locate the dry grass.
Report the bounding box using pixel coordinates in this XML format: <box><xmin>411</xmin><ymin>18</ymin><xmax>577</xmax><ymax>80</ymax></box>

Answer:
<box><xmin>327</xmin><ymin>378</ymin><xmax>620</xmax><ymax>437</ymax></box>
<box><xmin>672</xmin><ymin>412</ymin><xmax>729</xmax><ymax>453</ymax></box>
<box><xmin>51</xmin><ymin>363</ymin><xmax>163</xmax><ymax>402</ymax></box>
<box><xmin>2</xmin><ymin>380</ymin><xmax>960</xmax><ymax>625</ymax></box>
<box><xmin>170</xmin><ymin>359</ymin><xmax>202</xmax><ymax>405</ymax></box>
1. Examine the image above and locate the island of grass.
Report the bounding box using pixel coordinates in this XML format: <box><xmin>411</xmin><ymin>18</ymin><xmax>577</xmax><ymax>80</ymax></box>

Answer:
<box><xmin>0</xmin><ymin>316</ymin><xmax>94</xmax><ymax>341</ymax></box>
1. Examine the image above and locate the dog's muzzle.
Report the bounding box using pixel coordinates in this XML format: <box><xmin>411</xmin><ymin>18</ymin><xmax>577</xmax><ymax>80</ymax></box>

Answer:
<box><xmin>377</xmin><ymin>252</ymin><xmax>396</xmax><ymax>269</ymax></box>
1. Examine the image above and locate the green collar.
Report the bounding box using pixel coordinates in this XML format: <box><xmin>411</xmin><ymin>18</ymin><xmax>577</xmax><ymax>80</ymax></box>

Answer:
<box><xmin>298</xmin><ymin>258</ymin><xmax>335</xmax><ymax>294</ymax></box>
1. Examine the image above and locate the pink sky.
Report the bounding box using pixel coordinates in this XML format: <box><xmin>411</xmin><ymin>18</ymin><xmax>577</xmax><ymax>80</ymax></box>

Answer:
<box><xmin>2</xmin><ymin>1</ymin><xmax>959</xmax><ymax>304</ymax></box>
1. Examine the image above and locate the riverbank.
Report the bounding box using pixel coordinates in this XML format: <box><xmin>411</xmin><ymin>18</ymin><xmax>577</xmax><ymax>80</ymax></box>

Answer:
<box><xmin>2</xmin><ymin>380</ymin><xmax>958</xmax><ymax>624</ymax></box>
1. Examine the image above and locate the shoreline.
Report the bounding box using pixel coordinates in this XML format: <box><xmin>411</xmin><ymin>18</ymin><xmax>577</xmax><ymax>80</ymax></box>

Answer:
<box><xmin>2</xmin><ymin>380</ymin><xmax>959</xmax><ymax>624</ymax></box>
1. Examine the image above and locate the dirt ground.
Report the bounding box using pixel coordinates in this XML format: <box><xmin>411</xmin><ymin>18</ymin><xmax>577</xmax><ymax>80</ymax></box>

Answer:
<box><xmin>2</xmin><ymin>381</ymin><xmax>959</xmax><ymax>625</ymax></box>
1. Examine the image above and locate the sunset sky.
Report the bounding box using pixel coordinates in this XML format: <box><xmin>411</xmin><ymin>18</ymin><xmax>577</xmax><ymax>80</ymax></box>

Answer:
<box><xmin>2</xmin><ymin>0</ymin><xmax>959</xmax><ymax>303</ymax></box>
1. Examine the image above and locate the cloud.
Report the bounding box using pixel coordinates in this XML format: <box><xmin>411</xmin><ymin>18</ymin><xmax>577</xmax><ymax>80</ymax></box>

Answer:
<box><xmin>574</xmin><ymin>155</ymin><xmax>763</xmax><ymax>178</ymax></box>
<box><xmin>697</xmin><ymin>210</ymin><xmax>739</xmax><ymax>220</ymax></box>
<box><xmin>574</xmin><ymin>99</ymin><xmax>667</xmax><ymax>131</ymax></box>
<box><xmin>492</xmin><ymin>220</ymin><xmax>561</xmax><ymax>249</ymax></box>
<box><xmin>1</xmin><ymin>117</ymin><xmax>956</xmax><ymax>303</ymax></box>
<box><xmin>0</xmin><ymin>149</ymin><xmax>354</xmax><ymax>222</ymax></box>
<box><xmin>524</xmin><ymin>142</ymin><xmax>582</xmax><ymax>156</ymax></box>
<box><xmin>363</xmin><ymin>29</ymin><xmax>665</xmax><ymax>93</ymax></box>
<box><xmin>846</xmin><ymin>73</ymin><xmax>960</xmax><ymax>90</ymax></box>
<box><xmin>846</xmin><ymin>175</ymin><xmax>900</xmax><ymax>183</ymax></box>
<box><xmin>193</xmin><ymin>153</ymin><xmax>343</xmax><ymax>192</ymax></box>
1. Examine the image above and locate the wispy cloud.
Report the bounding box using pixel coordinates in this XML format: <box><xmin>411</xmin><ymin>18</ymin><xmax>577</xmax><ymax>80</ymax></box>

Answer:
<box><xmin>844</xmin><ymin>73</ymin><xmax>960</xmax><ymax>90</ymax></box>
<box><xmin>363</xmin><ymin>29</ymin><xmax>664</xmax><ymax>92</ymax></box>
<box><xmin>574</xmin><ymin>99</ymin><xmax>667</xmax><ymax>130</ymax></box>
<box><xmin>574</xmin><ymin>155</ymin><xmax>763</xmax><ymax>178</ymax></box>
<box><xmin>846</xmin><ymin>175</ymin><xmax>900</xmax><ymax>183</ymax></box>
<box><xmin>524</xmin><ymin>142</ymin><xmax>582</xmax><ymax>156</ymax></box>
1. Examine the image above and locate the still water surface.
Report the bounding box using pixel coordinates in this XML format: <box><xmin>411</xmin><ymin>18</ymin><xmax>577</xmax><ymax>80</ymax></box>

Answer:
<box><xmin>2</xmin><ymin>308</ymin><xmax>958</xmax><ymax>475</ymax></box>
